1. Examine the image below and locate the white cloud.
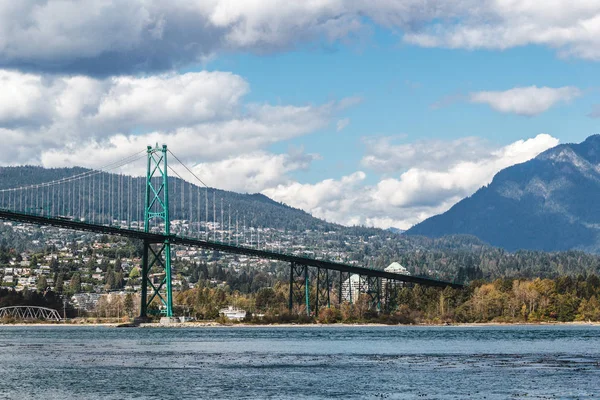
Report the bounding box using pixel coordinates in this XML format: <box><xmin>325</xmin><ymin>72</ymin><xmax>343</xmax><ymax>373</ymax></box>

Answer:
<box><xmin>265</xmin><ymin>134</ymin><xmax>559</xmax><ymax>229</ymax></box>
<box><xmin>0</xmin><ymin>1</ymin><xmax>366</xmax><ymax>74</ymax></box>
<box><xmin>0</xmin><ymin>70</ymin><xmax>352</xmax><ymax>170</ymax></box>
<box><xmin>362</xmin><ymin>135</ymin><xmax>488</xmax><ymax>172</ymax></box>
<box><xmin>403</xmin><ymin>1</ymin><xmax>600</xmax><ymax>60</ymax></box>
<box><xmin>336</xmin><ymin>118</ymin><xmax>350</xmax><ymax>132</ymax></box>
<box><xmin>0</xmin><ymin>70</ymin><xmax>247</xmax><ymax>132</ymax></box>
<box><xmin>469</xmin><ymin>86</ymin><xmax>582</xmax><ymax>116</ymax></box>
<box><xmin>191</xmin><ymin>151</ymin><xmax>319</xmax><ymax>193</ymax></box>
<box><xmin>93</xmin><ymin>72</ymin><xmax>248</xmax><ymax>130</ymax></box>
<box><xmin>263</xmin><ymin>172</ymin><xmax>367</xmax><ymax>224</ymax></box>
<box><xmin>2</xmin><ymin>1</ymin><xmax>600</xmax><ymax>75</ymax></box>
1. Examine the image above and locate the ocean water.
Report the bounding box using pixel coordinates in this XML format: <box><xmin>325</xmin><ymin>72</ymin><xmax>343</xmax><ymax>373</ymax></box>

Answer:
<box><xmin>0</xmin><ymin>325</ymin><xmax>598</xmax><ymax>399</ymax></box>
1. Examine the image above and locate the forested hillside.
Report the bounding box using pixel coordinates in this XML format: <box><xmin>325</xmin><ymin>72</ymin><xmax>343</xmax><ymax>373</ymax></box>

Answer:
<box><xmin>3</xmin><ymin>166</ymin><xmax>600</xmax><ymax>283</ymax></box>
<box><xmin>408</xmin><ymin>135</ymin><xmax>600</xmax><ymax>253</ymax></box>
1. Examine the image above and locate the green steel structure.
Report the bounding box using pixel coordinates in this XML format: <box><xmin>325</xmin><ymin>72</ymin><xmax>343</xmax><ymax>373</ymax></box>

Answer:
<box><xmin>140</xmin><ymin>144</ymin><xmax>173</xmax><ymax>318</ymax></box>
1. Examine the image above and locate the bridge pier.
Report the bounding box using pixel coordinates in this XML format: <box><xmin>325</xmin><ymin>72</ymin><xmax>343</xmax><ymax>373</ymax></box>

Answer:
<box><xmin>366</xmin><ymin>276</ymin><xmax>381</xmax><ymax>312</ymax></box>
<box><xmin>357</xmin><ymin>275</ymin><xmax>381</xmax><ymax>312</ymax></box>
<box><xmin>289</xmin><ymin>262</ymin><xmax>310</xmax><ymax>316</ymax></box>
<box><xmin>383</xmin><ymin>280</ymin><xmax>399</xmax><ymax>313</ymax></box>
<box><xmin>140</xmin><ymin>239</ymin><xmax>149</xmax><ymax>318</ymax></box>
<box><xmin>315</xmin><ymin>267</ymin><xmax>330</xmax><ymax>316</ymax></box>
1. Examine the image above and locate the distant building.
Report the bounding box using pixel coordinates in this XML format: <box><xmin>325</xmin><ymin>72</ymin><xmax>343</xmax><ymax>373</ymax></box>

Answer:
<box><xmin>341</xmin><ymin>274</ymin><xmax>365</xmax><ymax>303</ymax></box>
<box><xmin>342</xmin><ymin>262</ymin><xmax>411</xmax><ymax>304</ymax></box>
<box><xmin>384</xmin><ymin>262</ymin><xmax>410</xmax><ymax>275</ymax></box>
<box><xmin>383</xmin><ymin>262</ymin><xmax>411</xmax><ymax>301</ymax></box>
<box><xmin>219</xmin><ymin>306</ymin><xmax>247</xmax><ymax>321</ymax></box>
<box><xmin>71</xmin><ymin>293</ymin><xmax>102</xmax><ymax>311</ymax></box>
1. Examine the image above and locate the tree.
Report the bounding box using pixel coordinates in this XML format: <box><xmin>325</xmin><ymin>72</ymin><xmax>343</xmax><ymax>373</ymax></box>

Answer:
<box><xmin>576</xmin><ymin>296</ymin><xmax>600</xmax><ymax>321</ymax></box>
<box><xmin>128</xmin><ymin>267</ymin><xmax>140</xmax><ymax>288</ymax></box>
<box><xmin>55</xmin><ymin>273</ymin><xmax>64</xmax><ymax>293</ymax></box>
<box><xmin>70</xmin><ymin>273</ymin><xmax>82</xmax><ymax>293</ymax></box>
<box><xmin>36</xmin><ymin>275</ymin><xmax>48</xmax><ymax>292</ymax></box>
<box><xmin>49</xmin><ymin>257</ymin><xmax>59</xmax><ymax>272</ymax></box>
<box><xmin>255</xmin><ymin>288</ymin><xmax>276</xmax><ymax>312</ymax></box>
<box><xmin>114</xmin><ymin>271</ymin><xmax>124</xmax><ymax>289</ymax></box>
<box><xmin>124</xmin><ymin>293</ymin><xmax>134</xmax><ymax>317</ymax></box>
<box><xmin>181</xmin><ymin>278</ymin><xmax>190</xmax><ymax>292</ymax></box>
<box><xmin>105</xmin><ymin>268</ymin><xmax>115</xmax><ymax>290</ymax></box>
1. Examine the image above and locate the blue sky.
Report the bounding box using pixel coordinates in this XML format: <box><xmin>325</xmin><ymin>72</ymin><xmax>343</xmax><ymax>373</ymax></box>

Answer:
<box><xmin>203</xmin><ymin>26</ymin><xmax>599</xmax><ymax>185</ymax></box>
<box><xmin>0</xmin><ymin>1</ymin><xmax>598</xmax><ymax>229</ymax></box>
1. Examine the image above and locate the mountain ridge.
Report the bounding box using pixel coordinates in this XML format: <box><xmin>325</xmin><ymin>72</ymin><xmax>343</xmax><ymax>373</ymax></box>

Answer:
<box><xmin>406</xmin><ymin>134</ymin><xmax>600</xmax><ymax>253</ymax></box>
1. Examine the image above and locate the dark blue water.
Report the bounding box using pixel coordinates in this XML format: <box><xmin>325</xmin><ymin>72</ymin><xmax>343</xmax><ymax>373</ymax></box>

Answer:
<box><xmin>0</xmin><ymin>325</ymin><xmax>598</xmax><ymax>399</ymax></box>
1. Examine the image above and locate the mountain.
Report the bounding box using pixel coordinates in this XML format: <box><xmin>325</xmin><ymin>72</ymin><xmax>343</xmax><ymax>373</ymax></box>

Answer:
<box><xmin>387</xmin><ymin>227</ymin><xmax>405</xmax><ymax>234</ymax></box>
<box><xmin>4</xmin><ymin>165</ymin><xmax>600</xmax><ymax>280</ymax></box>
<box><xmin>0</xmin><ymin>165</ymin><xmax>336</xmax><ymax>232</ymax></box>
<box><xmin>407</xmin><ymin>135</ymin><xmax>600</xmax><ymax>252</ymax></box>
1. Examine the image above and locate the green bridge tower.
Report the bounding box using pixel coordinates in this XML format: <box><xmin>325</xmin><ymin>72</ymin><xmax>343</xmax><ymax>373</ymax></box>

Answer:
<box><xmin>139</xmin><ymin>144</ymin><xmax>173</xmax><ymax>319</ymax></box>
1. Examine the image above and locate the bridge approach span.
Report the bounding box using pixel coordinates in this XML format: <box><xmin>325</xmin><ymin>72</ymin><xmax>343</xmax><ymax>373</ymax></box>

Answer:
<box><xmin>0</xmin><ymin>209</ymin><xmax>463</xmax><ymax>289</ymax></box>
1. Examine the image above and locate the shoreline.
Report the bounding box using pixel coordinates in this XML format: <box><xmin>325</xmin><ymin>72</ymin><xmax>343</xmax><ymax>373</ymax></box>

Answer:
<box><xmin>1</xmin><ymin>320</ymin><xmax>599</xmax><ymax>328</ymax></box>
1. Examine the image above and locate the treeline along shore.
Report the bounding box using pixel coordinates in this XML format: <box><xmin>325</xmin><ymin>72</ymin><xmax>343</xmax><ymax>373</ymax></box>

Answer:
<box><xmin>4</xmin><ymin>275</ymin><xmax>599</xmax><ymax>325</ymax></box>
<box><xmin>173</xmin><ymin>275</ymin><xmax>600</xmax><ymax>324</ymax></box>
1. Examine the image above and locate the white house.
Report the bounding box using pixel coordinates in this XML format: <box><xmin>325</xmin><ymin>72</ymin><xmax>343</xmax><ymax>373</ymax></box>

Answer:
<box><xmin>219</xmin><ymin>306</ymin><xmax>247</xmax><ymax>321</ymax></box>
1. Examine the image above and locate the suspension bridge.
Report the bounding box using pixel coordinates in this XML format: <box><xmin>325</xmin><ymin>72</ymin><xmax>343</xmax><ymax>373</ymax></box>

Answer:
<box><xmin>0</xmin><ymin>145</ymin><xmax>462</xmax><ymax>320</ymax></box>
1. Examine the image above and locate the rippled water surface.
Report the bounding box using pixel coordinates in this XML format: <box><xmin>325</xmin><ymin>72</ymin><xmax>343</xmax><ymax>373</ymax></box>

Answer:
<box><xmin>0</xmin><ymin>325</ymin><xmax>599</xmax><ymax>399</ymax></box>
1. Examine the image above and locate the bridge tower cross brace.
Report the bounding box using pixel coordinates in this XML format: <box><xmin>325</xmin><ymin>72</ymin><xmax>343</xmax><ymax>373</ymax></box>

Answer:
<box><xmin>140</xmin><ymin>144</ymin><xmax>173</xmax><ymax>319</ymax></box>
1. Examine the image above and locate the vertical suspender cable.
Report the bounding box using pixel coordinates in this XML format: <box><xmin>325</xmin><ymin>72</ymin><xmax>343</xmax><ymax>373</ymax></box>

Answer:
<box><xmin>221</xmin><ymin>198</ymin><xmax>224</xmax><ymax>242</ymax></box>
<box><xmin>92</xmin><ymin>172</ymin><xmax>95</xmax><ymax>223</ymax></box>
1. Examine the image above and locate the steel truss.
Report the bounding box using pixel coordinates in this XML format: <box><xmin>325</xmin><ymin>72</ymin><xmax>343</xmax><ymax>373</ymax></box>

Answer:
<box><xmin>315</xmin><ymin>267</ymin><xmax>330</xmax><ymax>315</ymax></box>
<box><xmin>0</xmin><ymin>306</ymin><xmax>61</xmax><ymax>321</ymax></box>
<box><xmin>141</xmin><ymin>144</ymin><xmax>173</xmax><ymax>318</ymax></box>
<box><xmin>289</xmin><ymin>262</ymin><xmax>309</xmax><ymax>315</ymax></box>
<box><xmin>383</xmin><ymin>280</ymin><xmax>399</xmax><ymax>313</ymax></box>
<box><xmin>359</xmin><ymin>275</ymin><xmax>381</xmax><ymax>311</ymax></box>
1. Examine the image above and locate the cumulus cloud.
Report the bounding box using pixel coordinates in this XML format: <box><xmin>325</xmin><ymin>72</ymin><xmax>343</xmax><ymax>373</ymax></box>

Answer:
<box><xmin>190</xmin><ymin>150</ymin><xmax>319</xmax><ymax>193</ymax></box>
<box><xmin>0</xmin><ymin>69</ymin><xmax>352</xmax><ymax>181</ymax></box>
<box><xmin>368</xmin><ymin>133</ymin><xmax>559</xmax><ymax>210</ymax></box>
<box><xmin>263</xmin><ymin>172</ymin><xmax>368</xmax><ymax>225</ymax></box>
<box><xmin>2</xmin><ymin>1</ymin><xmax>600</xmax><ymax>75</ymax></box>
<box><xmin>0</xmin><ymin>1</ymin><xmax>364</xmax><ymax>75</ymax></box>
<box><xmin>265</xmin><ymin>134</ymin><xmax>559</xmax><ymax>229</ymax></box>
<box><xmin>403</xmin><ymin>1</ymin><xmax>600</xmax><ymax>60</ymax></box>
<box><xmin>469</xmin><ymin>86</ymin><xmax>582</xmax><ymax>116</ymax></box>
<box><xmin>362</xmin><ymin>135</ymin><xmax>489</xmax><ymax>172</ymax></box>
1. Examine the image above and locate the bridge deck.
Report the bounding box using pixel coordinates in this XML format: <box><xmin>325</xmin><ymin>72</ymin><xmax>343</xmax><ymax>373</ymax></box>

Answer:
<box><xmin>0</xmin><ymin>209</ymin><xmax>463</xmax><ymax>289</ymax></box>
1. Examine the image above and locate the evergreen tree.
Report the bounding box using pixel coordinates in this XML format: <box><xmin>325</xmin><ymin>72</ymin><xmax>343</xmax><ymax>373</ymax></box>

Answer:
<box><xmin>70</xmin><ymin>273</ymin><xmax>82</xmax><ymax>293</ymax></box>
<box><xmin>55</xmin><ymin>273</ymin><xmax>64</xmax><ymax>293</ymax></box>
<box><xmin>36</xmin><ymin>275</ymin><xmax>47</xmax><ymax>292</ymax></box>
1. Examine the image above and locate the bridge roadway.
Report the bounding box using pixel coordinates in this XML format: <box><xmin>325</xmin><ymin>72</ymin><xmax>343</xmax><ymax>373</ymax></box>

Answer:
<box><xmin>0</xmin><ymin>209</ymin><xmax>463</xmax><ymax>289</ymax></box>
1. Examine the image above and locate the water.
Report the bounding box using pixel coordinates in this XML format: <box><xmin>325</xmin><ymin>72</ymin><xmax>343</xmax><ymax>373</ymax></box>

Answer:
<box><xmin>0</xmin><ymin>325</ymin><xmax>598</xmax><ymax>399</ymax></box>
